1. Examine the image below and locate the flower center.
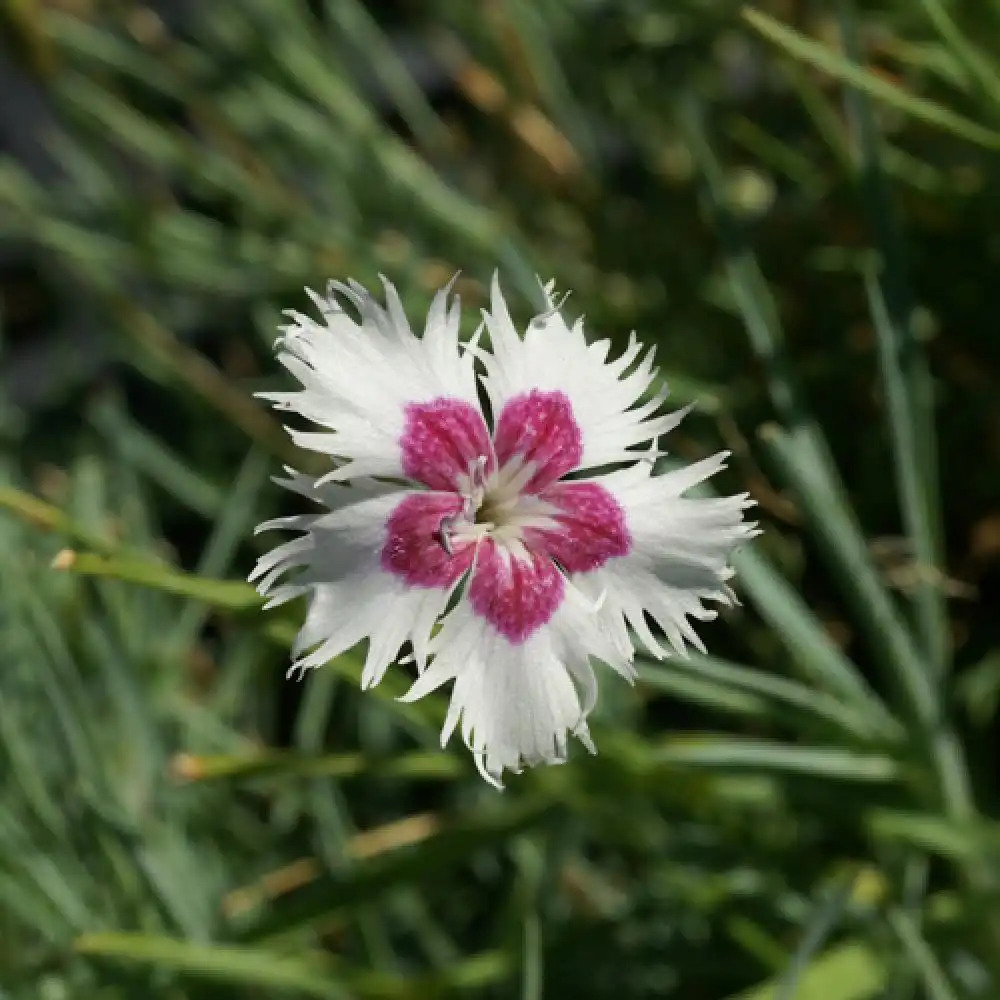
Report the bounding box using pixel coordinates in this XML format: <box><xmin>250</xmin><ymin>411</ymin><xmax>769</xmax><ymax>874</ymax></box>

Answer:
<box><xmin>439</xmin><ymin>455</ymin><xmax>553</xmax><ymax>556</ymax></box>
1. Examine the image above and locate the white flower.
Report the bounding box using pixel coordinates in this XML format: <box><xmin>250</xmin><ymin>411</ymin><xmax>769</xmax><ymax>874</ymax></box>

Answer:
<box><xmin>251</xmin><ymin>275</ymin><xmax>756</xmax><ymax>787</ymax></box>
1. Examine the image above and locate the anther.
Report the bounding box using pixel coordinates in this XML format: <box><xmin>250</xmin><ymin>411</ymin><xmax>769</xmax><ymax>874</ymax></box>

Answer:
<box><xmin>469</xmin><ymin>454</ymin><xmax>488</xmax><ymax>491</ymax></box>
<box><xmin>437</xmin><ymin>513</ymin><xmax>459</xmax><ymax>555</ymax></box>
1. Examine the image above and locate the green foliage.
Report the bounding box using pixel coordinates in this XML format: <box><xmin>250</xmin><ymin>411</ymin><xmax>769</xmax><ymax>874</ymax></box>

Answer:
<box><xmin>1</xmin><ymin>1</ymin><xmax>999</xmax><ymax>997</ymax></box>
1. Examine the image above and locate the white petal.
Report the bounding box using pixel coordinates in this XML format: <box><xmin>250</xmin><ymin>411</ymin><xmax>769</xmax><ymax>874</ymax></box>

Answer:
<box><xmin>401</xmin><ymin>581</ymin><xmax>631</xmax><ymax>787</ymax></box>
<box><xmin>480</xmin><ymin>274</ymin><xmax>684</xmax><ymax>470</ymax></box>
<box><xmin>251</xmin><ymin>479</ymin><xmax>462</xmax><ymax>687</ymax></box>
<box><xmin>580</xmin><ymin>452</ymin><xmax>758</xmax><ymax>658</ymax></box>
<box><xmin>259</xmin><ymin>276</ymin><xmax>480</xmax><ymax>481</ymax></box>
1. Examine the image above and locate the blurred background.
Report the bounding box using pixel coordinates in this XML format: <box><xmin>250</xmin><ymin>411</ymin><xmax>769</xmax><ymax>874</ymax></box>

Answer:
<box><xmin>1</xmin><ymin>0</ymin><xmax>999</xmax><ymax>997</ymax></box>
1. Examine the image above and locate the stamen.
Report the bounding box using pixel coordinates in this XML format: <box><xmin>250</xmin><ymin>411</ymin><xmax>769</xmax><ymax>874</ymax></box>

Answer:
<box><xmin>454</xmin><ymin>522</ymin><xmax>494</xmax><ymax>543</ymax></box>
<box><xmin>441</xmin><ymin>454</ymin><xmax>563</xmax><ymax>559</ymax></box>
<box><xmin>490</xmin><ymin>456</ymin><xmax>537</xmax><ymax>503</ymax></box>
<box><xmin>470</xmin><ymin>454</ymin><xmax>488</xmax><ymax>489</ymax></box>
<box><xmin>437</xmin><ymin>513</ymin><xmax>460</xmax><ymax>555</ymax></box>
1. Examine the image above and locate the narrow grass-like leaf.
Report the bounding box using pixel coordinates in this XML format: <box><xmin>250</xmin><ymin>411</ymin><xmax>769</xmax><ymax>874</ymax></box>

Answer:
<box><xmin>658</xmin><ymin>461</ymin><xmax>893</xmax><ymax>729</ymax></box>
<box><xmin>80</xmin><ymin>615</ymin><xmax>163</xmax><ymax>799</ymax></box>
<box><xmin>864</xmin><ymin>268</ymin><xmax>948</xmax><ymax>674</ymax></box>
<box><xmin>779</xmin><ymin>60</ymin><xmax>855</xmax><ymax>173</ymax></box>
<box><xmin>326</xmin><ymin>0</ymin><xmax>453</xmax><ymax>157</ymax></box>
<box><xmin>293</xmin><ymin>668</ymin><xmax>354</xmax><ymax>851</ymax></box>
<box><xmin>521</xmin><ymin>909</ymin><xmax>543</xmax><ymax>1000</ymax></box>
<box><xmin>486</xmin><ymin>0</ymin><xmax>595</xmax><ymax>165</ymax></box>
<box><xmin>170</xmin><ymin>447</ymin><xmax>270</xmax><ymax>652</ymax></box>
<box><xmin>838</xmin><ymin>0</ymin><xmax>948</xmax><ymax>678</ymax></box>
<box><xmin>638</xmin><ymin>653</ymin><xmax>894</xmax><ymax>743</ymax></box>
<box><xmin>742</xmin><ymin>7</ymin><xmax>1000</xmax><ymax>150</ymax></box>
<box><xmin>52</xmin><ymin>550</ymin><xmax>262</xmax><ymax>611</ymax></box>
<box><xmin>638</xmin><ymin>657</ymin><xmax>773</xmax><ymax>719</ymax></box>
<box><xmin>510</xmin><ymin>837</ymin><xmax>545</xmax><ymax>1000</ymax></box>
<box><xmin>134</xmin><ymin>832</ymin><xmax>216</xmax><ymax>943</ymax></box>
<box><xmin>107</xmin><ymin>297</ymin><xmax>305</xmax><ymax>466</ymax></box>
<box><xmin>652</xmin><ymin>368</ymin><xmax>731</xmax><ymax>414</ymax></box>
<box><xmin>728</xmin><ymin>916</ymin><xmax>788</xmax><ymax>971</ymax></box>
<box><xmin>776</xmin><ymin>874</ymin><xmax>856</xmax><ymax>1000</ymax></box>
<box><xmin>44</xmin><ymin>546</ymin><xmax>446</xmax><ymax>733</ymax></box>
<box><xmin>265</xmin><ymin>15</ymin><xmax>540</xmax><ymax>294</ymax></box>
<box><xmin>726</xmin><ymin>116</ymin><xmax>827</xmax><ymax>193</ymax></box>
<box><xmin>15</xmin><ymin>584</ymin><xmax>107</xmax><ymax>801</ymax></box>
<box><xmin>54</xmin><ymin>70</ymin><xmax>299</xmax><ymax>219</ymax></box>
<box><xmin>0</xmin><ymin>694</ymin><xmax>63</xmax><ymax>836</ymax></box>
<box><xmin>46</xmin><ymin>11</ymin><xmax>186</xmax><ymax>97</ymax></box>
<box><xmin>0</xmin><ymin>854</ymin><xmax>92</xmax><ymax>939</ymax></box>
<box><xmin>653</xmin><ymin>736</ymin><xmax>901</xmax><ymax>783</ymax></box>
<box><xmin>915</xmin><ymin>0</ymin><xmax>1000</xmax><ymax>108</ymax></box>
<box><xmin>869</xmin><ymin>810</ymin><xmax>1000</xmax><ymax>863</ymax></box>
<box><xmin>731</xmin><ymin>940</ymin><xmax>886</xmax><ymax>1000</ymax></box>
<box><xmin>956</xmin><ymin>651</ymin><xmax>1000</xmax><ymax>727</ymax></box>
<box><xmin>237</xmin><ymin>800</ymin><xmax>554</xmax><ymax>941</ymax></box>
<box><xmin>173</xmin><ymin>749</ymin><xmax>464</xmax><ymax>783</ymax></box>
<box><xmin>760</xmin><ymin>424</ymin><xmax>980</xmax><ymax>827</ymax></box>
<box><xmin>889</xmin><ymin>909</ymin><xmax>960</xmax><ymax>1000</ymax></box>
<box><xmin>731</xmin><ymin>546</ymin><xmax>892</xmax><ymax>720</ymax></box>
<box><xmin>74</xmin><ymin>934</ymin><xmax>349</xmax><ymax>999</ymax></box>
<box><xmin>684</xmin><ymin>95</ymin><xmax>857</xmax><ymax>480</ymax></box>
<box><xmin>288</xmin><ymin>668</ymin><xmax>460</xmax><ymax>969</ymax></box>
<box><xmin>684</xmin><ymin>103</ymin><xmax>917</xmax><ymax>738</ymax></box>
<box><xmin>688</xmin><ymin>81</ymin><xmax>974</xmax><ymax>829</ymax></box>
<box><xmin>757</xmin><ymin>426</ymin><xmax>974</xmax><ymax>804</ymax></box>
<box><xmin>0</xmin><ymin>485</ymin><xmax>128</xmax><ymax>556</ymax></box>
<box><xmin>88</xmin><ymin>395</ymin><xmax>226</xmax><ymax>519</ymax></box>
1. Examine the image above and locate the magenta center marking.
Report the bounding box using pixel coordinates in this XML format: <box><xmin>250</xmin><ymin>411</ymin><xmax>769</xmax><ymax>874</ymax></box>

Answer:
<box><xmin>468</xmin><ymin>539</ymin><xmax>565</xmax><ymax>643</ymax></box>
<box><xmin>381</xmin><ymin>492</ymin><xmax>475</xmax><ymax>587</ymax></box>
<box><xmin>493</xmin><ymin>390</ymin><xmax>583</xmax><ymax>493</ymax></box>
<box><xmin>401</xmin><ymin>398</ymin><xmax>493</xmax><ymax>491</ymax></box>
<box><xmin>528</xmin><ymin>481</ymin><xmax>631</xmax><ymax>573</ymax></box>
<box><xmin>385</xmin><ymin>391</ymin><xmax>631</xmax><ymax>642</ymax></box>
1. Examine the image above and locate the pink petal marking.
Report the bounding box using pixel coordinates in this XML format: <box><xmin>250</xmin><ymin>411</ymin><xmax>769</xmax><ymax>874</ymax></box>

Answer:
<box><xmin>401</xmin><ymin>398</ymin><xmax>493</xmax><ymax>491</ymax></box>
<box><xmin>382</xmin><ymin>493</ymin><xmax>475</xmax><ymax>588</ymax></box>
<box><xmin>528</xmin><ymin>481</ymin><xmax>631</xmax><ymax>573</ymax></box>
<box><xmin>468</xmin><ymin>538</ymin><xmax>564</xmax><ymax>643</ymax></box>
<box><xmin>492</xmin><ymin>390</ymin><xmax>583</xmax><ymax>493</ymax></box>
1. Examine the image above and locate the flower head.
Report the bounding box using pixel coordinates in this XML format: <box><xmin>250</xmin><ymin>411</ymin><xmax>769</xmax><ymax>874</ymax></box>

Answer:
<box><xmin>252</xmin><ymin>275</ymin><xmax>756</xmax><ymax>786</ymax></box>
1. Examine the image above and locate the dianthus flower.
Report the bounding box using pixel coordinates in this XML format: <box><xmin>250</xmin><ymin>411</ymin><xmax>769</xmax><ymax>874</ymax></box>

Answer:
<box><xmin>251</xmin><ymin>275</ymin><xmax>755</xmax><ymax>786</ymax></box>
